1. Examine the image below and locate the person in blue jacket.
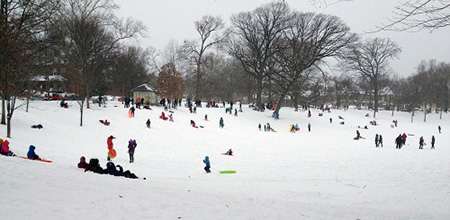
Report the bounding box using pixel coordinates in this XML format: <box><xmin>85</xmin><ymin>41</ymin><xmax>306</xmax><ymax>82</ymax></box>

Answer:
<box><xmin>203</xmin><ymin>156</ymin><xmax>211</xmax><ymax>173</ymax></box>
<box><xmin>27</xmin><ymin>145</ymin><xmax>40</xmax><ymax>160</ymax></box>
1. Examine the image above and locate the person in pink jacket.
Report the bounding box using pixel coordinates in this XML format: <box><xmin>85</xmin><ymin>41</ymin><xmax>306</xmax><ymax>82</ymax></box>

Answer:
<box><xmin>1</xmin><ymin>140</ymin><xmax>15</xmax><ymax>156</ymax></box>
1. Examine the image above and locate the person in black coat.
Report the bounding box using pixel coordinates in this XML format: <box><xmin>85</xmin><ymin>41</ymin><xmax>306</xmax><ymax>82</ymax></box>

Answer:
<box><xmin>431</xmin><ymin>135</ymin><xmax>435</xmax><ymax>149</ymax></box>
<box><xmin>395</xmin><ymin>134</ymin><xmax>403</xmax><ymax>149</ymax></box>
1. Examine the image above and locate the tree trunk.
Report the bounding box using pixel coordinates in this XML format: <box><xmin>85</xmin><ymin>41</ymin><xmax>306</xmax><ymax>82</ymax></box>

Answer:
<box><xmin>423</xmin><ymin>105</ymin><xmax>427</xmax><ymax>122</ymax></box>
<box><xmin>79</xmin><ymin>99</ymin><xmax>85</xmax><ymax>127</ymax></box>
<box><xmin>373</xmin><ymin>83</ymin><xmax>378</xmax><ymax>118</ymax></box>
<box><xmin>256</xmin><ymin>78</ymin><xmax>263</xmax><ymax>111</ymax></box>
<box><xmin>195</xmin><ymin>59</ymin><xmax>202</xmax><ymax>100</ymax></box>
<box><xmin>26</xmin><ymin>97</ymin><xmax>30</xmax><ymax>113</ymax></box>
<box><xmin>1</xmin><ymin>98</ymin><xmax>5</xmax><ymax>125</ymax></box>
<box><xmin>274</xmin><ymin>89</ymin><xmax>290</xmax><ymax>116</ymax></box>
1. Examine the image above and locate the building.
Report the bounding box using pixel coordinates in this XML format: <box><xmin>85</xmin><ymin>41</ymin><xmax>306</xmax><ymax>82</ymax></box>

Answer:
<box><xmin>131</xmin><ymin>83</ymin><xmax>161</xmax><ymax>104</ymax></box>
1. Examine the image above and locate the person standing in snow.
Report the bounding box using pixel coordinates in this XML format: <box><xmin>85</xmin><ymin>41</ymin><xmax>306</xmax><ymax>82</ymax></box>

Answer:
<box><xmin>356</xmin><ymin>130</ymin><xmax>361</xmax><ymax>139</ymax></box>
<box><xmin>203</xmin><ymin>156</ymin><xmax>211</xmax><ymax>173</ymax></box>
<box><xmin>146</xmin><ymin>119</ymin><xmax>151</xmax><ymax>128</ymax></box>
<box><xmin>107</xmin><ymin>135</ymin><xmax>115</xmax><ymax>161</ymax></box>
<box><xmin>128</xmin><ymin>139</ymin><xmax>137</xmax><ymax>163</ymax></box>
<box><xmin>219</xmin><ymin>117</ymin><xmax>224</xmax><ymax>128</ymax></box>
<box><xmin>329</xmin><ymin>118</ymin><xmax>332</xmax><ymax>123</ymax></box>
<box><xmin>375</xmin><ymin>134</ymin><xmax>379</xmax><ymax>147</ymax></box>
<box><xmin>438</xmin><ymin>125</ymin><xmax>441</xmax><ymax>133</ymax></box>
<box><xmin>431</xmin><ymin>135</ymin><xmax>435</xmax><ymax>149</ymax></box>
<box><xmin>204</xmin><ymin>114</ymin><xmax>208</xmax><ymax>121</ymax></box>
<box><xmin>401</xmin><ymin>133</ymin><xmax>407</xmax><ymax>146</ymax></box>
<box><xmin>258</xmin><ymin>123</ymin><xmax>261</xmax><ymax>131</ymax></box>
<box><xmin>419</xmin><ymin>136</ymin><xmax>425</xmax><ymax>149</ymax></box>
<box><xmin>378</xmin><ymin>135</ymin><xmax>383</xmax><ymax>147</ymax></box>
<box><xmin>395</xmin><ymin>134</ymin><xmax>403</xmax><ymax>149</ymax></box>
<box><xmin>308</xmin><ymin>123</ymin><xmax>311</xmax><ymax>132</ymax></box>
<box><xmin>130</xmin><ymin>106</ymin><xmax>135</xmax><ymax>117</ymax></box>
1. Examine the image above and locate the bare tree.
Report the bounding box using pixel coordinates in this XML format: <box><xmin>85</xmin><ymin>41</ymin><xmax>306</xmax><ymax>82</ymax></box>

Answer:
<box><xmin>227</xmin><ymin>1</ymin><xmax>292</xmax><ymax>111</ymax></box>
<box><xmin>343</xmin><ymin>37</ymin><xmax>401</xmax><ymax>118</ymax></box>
<box><xmin>183</xmin><ymin>15</ymin><xmax>225</xmax><ymax>101</ymax></box>
<box><xmin>312</xmin><ymin>0</ymin><xmax>450</xmax><ymax>31</ymax></box>
<box><xmin>109</xmin><ymin>46</ymin><xmax>151</xmax><ymax>98</ymax></box>
<box><xmin>52</xmin><ymin>0</ymin><xmax>145</xmax><ymax>126</ymax></box>
<box><xmin>0</xmin><ymin>0</ymin><xmax>59</xmax><ymax>137</ymax></box>
<box><xmin>272</xmin><ymin>12</ymin><xmax>357</xmax><ymax>117</ymax></box>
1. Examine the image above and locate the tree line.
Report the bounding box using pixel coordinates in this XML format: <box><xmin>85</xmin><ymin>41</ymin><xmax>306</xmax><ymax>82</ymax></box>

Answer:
<box><xmin>1</xmin><ymin>0</ymin><xmax>448</xmax><ymax>138</ymax></box>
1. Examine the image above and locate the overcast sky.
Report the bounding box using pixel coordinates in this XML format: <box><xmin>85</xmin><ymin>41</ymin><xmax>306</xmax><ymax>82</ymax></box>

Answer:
<box><xmin>116</xmin><ymin>0</ymin><xmax>450</xmax><ymax>77</ymax></box>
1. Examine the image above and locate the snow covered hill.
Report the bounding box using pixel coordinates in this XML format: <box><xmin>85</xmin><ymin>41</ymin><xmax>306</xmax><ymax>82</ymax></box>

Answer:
<box><xmin>1</xmin><ymin>100</ymin><xmax>449</xmax><ymax>219</ymax></box>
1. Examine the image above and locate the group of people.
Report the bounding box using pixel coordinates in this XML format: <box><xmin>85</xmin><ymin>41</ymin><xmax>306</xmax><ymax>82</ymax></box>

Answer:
<box><xmin>374</xmin><ymin>134</ymin><xmax>383</xmax><ymax>147</ymax></box>
<box><xmin>78</xmin><ymin>157</ymin><xmax>139</xmax><ymax>179</ymax></box>
<box><xmin>1</xmin><ymin>138</ymin><xmax>43</xmax><ymax>160</ymax></box>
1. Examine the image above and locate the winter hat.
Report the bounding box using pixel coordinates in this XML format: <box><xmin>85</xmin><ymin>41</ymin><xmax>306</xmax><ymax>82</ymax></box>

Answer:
<box><xmin>80</xmin><ymin>156</ymin><xmax>86</xmax><ymax>162</ymax></box>
<box><xmin>29</xmin><ymin>145</ymin><xmax>35</xmax><ymax>150</ymax></box>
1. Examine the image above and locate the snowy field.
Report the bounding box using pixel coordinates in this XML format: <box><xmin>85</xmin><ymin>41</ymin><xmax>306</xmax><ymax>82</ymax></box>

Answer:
<box><xmin>1</xmin><ymin>99</ymin><xmax>449</xmax><ymax>220</ymax></box>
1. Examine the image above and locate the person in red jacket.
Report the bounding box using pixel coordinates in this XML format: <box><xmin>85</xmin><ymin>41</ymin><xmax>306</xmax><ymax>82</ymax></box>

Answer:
<box><xmin>0</xmin><ymin>140</ymin><xmax>15</xmax><ymax>156</ymax></box>
<box><xmin>107</xmin><ymin>135</ymin><xmax>115</xmax><ymax>161</ymax></box>
<box><xmin>77</xmin><ymin>156</ymin><xmax>89</xmax><ymax>169</ymax></box>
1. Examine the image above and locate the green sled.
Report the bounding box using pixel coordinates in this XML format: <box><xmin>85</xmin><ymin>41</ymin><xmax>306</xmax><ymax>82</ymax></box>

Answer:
<box><xmin>219</xmin><ymin>170</ymin><xmax>236</xmax><ymax>174</ymax></box>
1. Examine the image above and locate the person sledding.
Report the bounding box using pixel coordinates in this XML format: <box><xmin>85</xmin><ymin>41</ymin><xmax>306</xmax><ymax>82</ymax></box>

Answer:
<box><xmin>203</xmin><ymin>156</ymin><xmax>211</xmax><ymax>173</ymax></box>
<box><xmin>191</xmin><ymin>120</ymin><xmax>198</xmax><ymax>128</ymax></box>
<box><xmin>31</xmin><ymin>124</ymin><xmax>43</xmax><ymax>129</ymax></box>
<box><xmin>60</xmin><ymin>99</ymin><xmax>68</xmax><ymax>108</ymax></box>
<box><xmin>0</xmin><ymin>139</ymin><xmax>15</xmax><ymax>156</ymax></box>
<box><xmin>99</xmin><ymin>119</ymin><xmax>110</xmax><ymax>126</ymax></box>
<box><xmin>354</xmin><ymin>130</ymin><xmax>361</xmax><ymax>140</ymax></box>
<box><xmin>223</xmin><ymin>149</ymin><xmax>233</xmax><ymax>156</ymax></box>
<box><xmin>85</xmin><ymin>158</ymin><xmax>105</xmax><ymax>174</ymax></box>
<box><xmin>77</xmin><ymin>156</ymin><xmax>89</xmax><ymax>169</ymax></box>
<box><xmin>160</xmin><ymin>112</ymin><xmax>168</xmax><ymax>120</ymax></box>
<box><xmin>27</xmin><ymin>145</ymin><xmax>40</xmax><ymax>160</ymax></box>
<box><xmin>105</xmin><ymin>161</ymin><xmax>139</xmax><ymax>179</ymax></box>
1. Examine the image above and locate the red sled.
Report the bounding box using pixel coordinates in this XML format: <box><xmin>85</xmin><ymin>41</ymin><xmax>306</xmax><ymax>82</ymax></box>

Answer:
<box><xmin>19</xmin><ymin>156</ymin><xmax>52</xmax><ymax>163</ymax></box>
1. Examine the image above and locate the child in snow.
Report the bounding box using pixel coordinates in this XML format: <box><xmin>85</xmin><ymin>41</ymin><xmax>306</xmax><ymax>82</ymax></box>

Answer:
<box><xmin>107</xmin><ymin>135</ymin><xmax>115</xmax><ymax>161</ymax></box>
<box><xmin>169</xmin><ymin>114</ymin><xmax>174</xmax><ymax>122</ymax></box>
<box><xmin>128</xmin><ymin>139</ymin><xmax>137</xmax><ymax>163</ymax></box>
<box><xmin>0</xmin><ymin>139</ymin><xmax>15</xmax><ymax>156</ymax></box>
<box><xmin>146</xmin><ymin>119</ymin><xmax>151</xmax><ymax>128</ymax></box>
<box><xmin>129</xmin><ymin>106</ymin><xmax>135</xmax><ymax>117</ymax></box>
<box><xmin>219</xmin><ymin>117</ymin><xmax>224</xmax><ymax>128</ymax></box>
<box><xmin>308</xmin><ymin>123</ymin><xmax>311</xmax><ymax>132</ymax></box>
<box><xmin>78</xmin><ymin>156</ymin><xmax>89</xmax><ymax>169</ymax></box>
<box><xmin>419</xmin><ymin>136</ymin><xmax>425</xmax><ymax>149</ymax></box>
<box><xmin>205</xmin><ymin>114</ymin><xmax>208</xmax><ymax>121</ymax></box>
<box><xmin>225</xmin><ymin>149</ymin><xmax>233</xmax><ymax>156</ymax></box>
<box><xmin>27</xmin><ymin>145</ymin><xmax>40</xmax><ymax>160</ymax></box>
<box><xmin>203</xmin><ymin>156</ymin><xmax>211</xmax><ymax>173</ymax></box>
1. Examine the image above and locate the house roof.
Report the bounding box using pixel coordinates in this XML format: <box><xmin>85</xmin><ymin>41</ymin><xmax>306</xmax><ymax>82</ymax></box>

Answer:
<box><xmin>132</xmin><ymin>83</ymin><xmax>156</xmax><ymax>92</ymax></box>
<box><xmin>31</xmin><ymin>75</ymin><xmax>67</xmax><ymax>82</ymax></box>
